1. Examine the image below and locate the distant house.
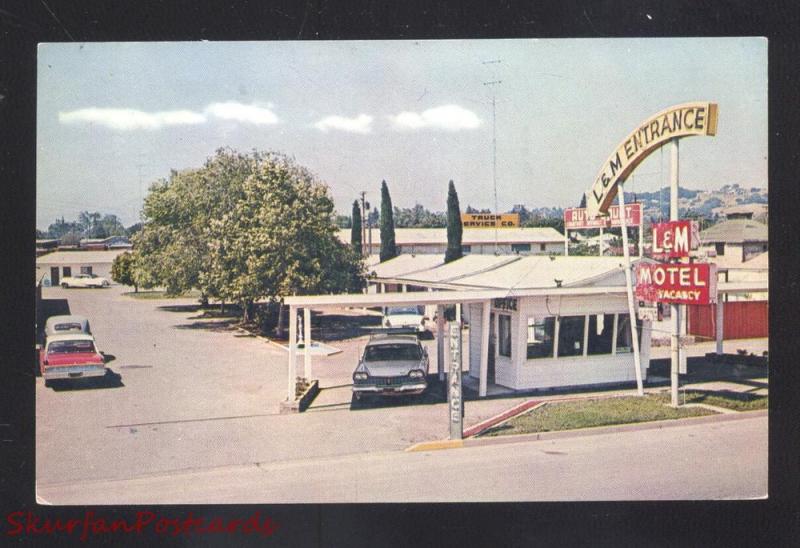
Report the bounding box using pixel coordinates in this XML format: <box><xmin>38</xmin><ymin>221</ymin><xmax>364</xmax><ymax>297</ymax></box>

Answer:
<box><xmin>36</xmin><ymin>239</ymin><xmax>59</xmax><ymax>257</ymax></box>
<box><xmin>79</xmin><ymin>236</ymin><xmax>132</xmax><ymax>251</ymax></box>
<box><xmin>722</xmin><ymin>203</ymin><xmax>768</xmax><ymax>222</ymax></box>
<box><xmin>699</xmin><ymin>219</ymin><xmax>768</xmax><ymax>262</ymax></box>
<box><xmin>337</xmin><ymin>227</ymin><xmax>565</xmax><ymax>256</ymax></box>
<box><xmin>36</xmin><ymin>249</ymin><xmax>128</xmax><ymax>286</ymax></box>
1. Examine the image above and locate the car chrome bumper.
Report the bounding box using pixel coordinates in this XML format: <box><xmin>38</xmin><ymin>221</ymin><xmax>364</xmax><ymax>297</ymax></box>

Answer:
<box><xmin>44</xmin><ymin>366</ymin><xmax>106</xmax><ymax>380</ymax></box>
<box><xmin>353</xmin><ymin>382</ymin><xmax>427</xmax><ymax>395</ymax></box>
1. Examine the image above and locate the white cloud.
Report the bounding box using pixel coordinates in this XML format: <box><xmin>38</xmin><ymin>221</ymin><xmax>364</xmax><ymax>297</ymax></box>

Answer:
<box><xmin>204</xmin><ymin>101</ymin><xmax>279</xmax><ymax>125</ymax></box>
<box><xmin>58</xmin><ymin>107</ymin><xmax>207</xmax><ymax>130</ymax></box>
<box><xmin>314</xmin><ymin>114</ymin><xmax>373</xmax><ymax>134</ymax></box>
<box><xmin>388</xmin><ymin>104</ymin><xmax>482</xmax><ymax>131</ymax></box>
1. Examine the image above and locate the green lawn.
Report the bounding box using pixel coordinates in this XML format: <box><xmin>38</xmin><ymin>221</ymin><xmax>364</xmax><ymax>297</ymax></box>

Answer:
<box><xmin>658</xmin><ymin>390</ymin><xmax>768</xmax><ymax>412</ymax></box>
<box><xmin>481</xmin><ymin>394</ymin><xmax>716</xmax><ymax>437</ymax></box>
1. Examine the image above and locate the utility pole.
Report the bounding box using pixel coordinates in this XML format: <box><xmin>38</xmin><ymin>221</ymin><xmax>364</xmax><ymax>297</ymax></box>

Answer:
<box><xmin>359</xmin><ymin>191</ymin><xmax>367</xmax><ymax>257</ymax></box>
<box><xmin>136</xmin><ymin>163</ymin><xmax>145</xmax><ymax>222</ymax></box>
<box><xmin>483</xmin><ymin>59</ymin><xmax>502</xmax><ymax>254</ymax></box>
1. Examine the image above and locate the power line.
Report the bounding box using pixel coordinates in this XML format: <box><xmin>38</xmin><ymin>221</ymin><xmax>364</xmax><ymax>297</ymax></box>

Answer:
<box><xmin>483</xmin><ymin>59</ymin><xmax>503</xmax><ymax>253</ymax></box>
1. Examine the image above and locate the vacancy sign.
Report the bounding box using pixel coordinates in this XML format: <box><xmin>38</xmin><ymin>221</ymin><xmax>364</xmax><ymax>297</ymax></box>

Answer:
<box><xmin>635</xmin><ymin>263</ymin><xmax>717</xmax><ymax>305</ymax></box>
<box><xmin>651</xmin><ymin>220</ymin><xmax>700</xmax><ymax>259</ymax></box>
<box><xmin>564</xmin><ymin>203</ymin><xmax>642</xmax><ymax>230</ymax></box>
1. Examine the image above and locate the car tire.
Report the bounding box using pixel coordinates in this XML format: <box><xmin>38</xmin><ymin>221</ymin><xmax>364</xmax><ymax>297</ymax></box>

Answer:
<box><xmin>61</xmin><ymin>283</ymin><xmax>69</xmax><ymax>288</ymax></box>
<box><xmin>44</xmin><ymin>379</ymin><xmax>51</xmax><ymax>388</ymax></box>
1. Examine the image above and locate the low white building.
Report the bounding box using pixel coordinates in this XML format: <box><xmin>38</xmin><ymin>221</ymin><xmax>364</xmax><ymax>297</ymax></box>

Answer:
<box><xmin>339</xmin><ymin>227</ymin><xmax>565</xmax><ymax>256</ymax></box>
<box><xmin>699</xmin><ymin>219</ymin><xmax>768</xmax><ymax>263</ymax></box>
<box><xmin>35</xmin><ymin>250</ymin><xmax>128</xmax><ymax>286</ymax></box>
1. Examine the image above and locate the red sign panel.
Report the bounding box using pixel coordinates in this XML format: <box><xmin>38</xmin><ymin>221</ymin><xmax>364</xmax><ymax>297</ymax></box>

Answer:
<box><xmin>564</xmin><ymin>203</ymin><xmax>642</xmax><ymax>230</ymax></box>
<box><xmin>651</xmin><ymin>220</ymin><xmax>700</xmax><ymax>260</ymax></box>
<box><xmin>635</xmin><ymin>262</ymin><xmax>717</xmax><ymax>305</ymax></box>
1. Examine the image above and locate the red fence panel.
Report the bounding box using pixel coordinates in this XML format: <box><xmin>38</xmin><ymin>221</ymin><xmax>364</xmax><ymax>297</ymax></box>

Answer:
<box><xmin>687</xmin><ymin>301</ymin><xmax>768</xmax><ymax>341</ymax></box>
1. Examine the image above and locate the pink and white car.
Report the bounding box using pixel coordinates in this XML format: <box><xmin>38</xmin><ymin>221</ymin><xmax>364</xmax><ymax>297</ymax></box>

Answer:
<box><xmin>60</xmin><ymin>273</ymin><xmax>110</xmax><ymax>288</ymax></box>
<box><xmin>39</xmin><ymin>333</ymin><xmax>106</xmax><ymax>386</ymax></box>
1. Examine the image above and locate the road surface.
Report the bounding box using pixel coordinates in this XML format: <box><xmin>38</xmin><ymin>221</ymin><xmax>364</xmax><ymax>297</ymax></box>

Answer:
<box><xmin>38</xmin><ymin>414</ymin><xmax>767</xmax><ymax>504</ymax></box>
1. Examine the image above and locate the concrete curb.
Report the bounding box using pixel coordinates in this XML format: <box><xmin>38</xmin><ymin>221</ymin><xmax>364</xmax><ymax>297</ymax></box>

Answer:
<box><xmin>406</xmin><ymin>409</ymin><xmax>767</xmax><ymax>452</ymax></box>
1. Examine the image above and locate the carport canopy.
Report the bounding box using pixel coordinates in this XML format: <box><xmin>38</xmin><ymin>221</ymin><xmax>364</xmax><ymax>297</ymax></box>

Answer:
<box><xmin>281</xmin><ymin>280</ymin><xmax>767</xmax><ymax>402</ymax></box>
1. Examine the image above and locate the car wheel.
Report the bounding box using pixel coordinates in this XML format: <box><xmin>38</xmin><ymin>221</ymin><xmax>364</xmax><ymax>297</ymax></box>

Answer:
<box><xmin>61</xmin><ymin>283</ymin><xmax>68</xmax><ymax>288</ymax></box>
<box><xmin>44</xmin><ymin>379</ymin><xmax>51</xmax><ymax>388</ymax></box>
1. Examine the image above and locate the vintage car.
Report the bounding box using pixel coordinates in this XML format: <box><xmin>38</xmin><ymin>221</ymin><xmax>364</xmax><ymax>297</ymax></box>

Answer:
<box><xmin>39</xmin><ymin>333</ymin><xmax>106</xmax><ymax>385</ymax></box>
<box><xmin>352</xmin><ymin>334</ymin><xmax>429</xmax><ymax>399</ymax></box>
<box><xmin>44</xmin><ymin>314</ymin><xmax>92</xmax><ymax>337</ymax></box>
<box><xmin>381</xmin><ymin>305</ymin><xmax>428</xmax><ymax>334</ymax></box>
<box><xmin>60</xmin><ymin>273</ymin><xmax>110</xmax><ymax>288</ymax></box>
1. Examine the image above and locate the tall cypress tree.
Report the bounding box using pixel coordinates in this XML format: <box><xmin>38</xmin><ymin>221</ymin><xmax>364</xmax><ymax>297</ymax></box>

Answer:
<box><xmin>445</xmin><ymin>180</ymin><xmax>464</xmax><ymax>263</ymax></box>
<box><xmin>379</xmin><ymin>180</ymin><xmax>397</xmax><ymax>262</ymax></box>
<box><xmin>350</xmin><ymin>200</ymin><xmax>362</xmax><ymax>254</ymax></box>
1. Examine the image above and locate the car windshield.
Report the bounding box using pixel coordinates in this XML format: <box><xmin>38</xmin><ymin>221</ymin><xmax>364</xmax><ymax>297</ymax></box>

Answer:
<box><xmin>387</xmin><ymin>306</ymin><xmax>423</xmax><ymax>315</ymax></box>
<box><xmin>48</xmin><ymin>340</ymin><xmax>96</xmax><ymax>354</ymax></box>
<box><xmin>364</xmin><ymin>344</ymin><xmax>422</xmax><ymax>361</ymax></box>
<box><xmin>54</xmin><ymin>323</ymin><xmax>83</xmax><ymax>332</ymax></box>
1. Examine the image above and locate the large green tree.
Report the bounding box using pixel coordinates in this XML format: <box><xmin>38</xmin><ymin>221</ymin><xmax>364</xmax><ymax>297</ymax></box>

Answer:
<box><xmin>445</xmin><ymin>180</ymin><xmax>463</xmax><ymax>263</ymax></box>
<box><xmin>379</xmin><ymin>180</ymin><xmax>397</xmax><ymax>262</ymax></box>
<box><xmin>351</xmin><ymin>200</ymin><xmax>362</xmax><ymax>253</ymax></box>
<box><xmin>132</xmin><ymin>148</ymin><xmax>365</xmax><ymax>322</ymax></box>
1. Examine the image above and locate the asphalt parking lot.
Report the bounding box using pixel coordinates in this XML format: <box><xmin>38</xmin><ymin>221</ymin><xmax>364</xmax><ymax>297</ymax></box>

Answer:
<box><xmin>36</xmin><ymin>285</ymin><xmax>533</xmax><ymax>494</ymax></box>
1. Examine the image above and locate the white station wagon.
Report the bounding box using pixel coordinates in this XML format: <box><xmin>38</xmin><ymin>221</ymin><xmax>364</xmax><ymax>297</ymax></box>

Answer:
<box><xmin>60</xmin><ymin>273</ymin><xmax>110</xmax><ymax>288</ymax></box>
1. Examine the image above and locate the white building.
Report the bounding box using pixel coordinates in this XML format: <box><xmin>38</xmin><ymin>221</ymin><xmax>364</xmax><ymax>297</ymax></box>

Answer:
<box><xmin>338</xmin><ymin>227</ymin><xmax>565</xmax><ymax>256</ymax></box>
<box><xmin>35</xmin><ymin>250</ymin><xmax>128</xmax><ymax>286</ymax></box>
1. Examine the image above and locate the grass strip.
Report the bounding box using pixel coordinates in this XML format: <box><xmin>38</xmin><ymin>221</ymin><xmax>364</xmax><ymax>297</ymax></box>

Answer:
<box><xmin>662</xmin><ymin>389</ymin><xmax>768</xmax><ymax>411</ymax></box>
<box><xmin>481</xmin><ymin>394</ymin><xmax>715</xmax><ymax>437</ymax></box>
<box><xmin>123</xmin><ymin>289</ymin><xmax>201</xmax><ymax>299</ymax></box>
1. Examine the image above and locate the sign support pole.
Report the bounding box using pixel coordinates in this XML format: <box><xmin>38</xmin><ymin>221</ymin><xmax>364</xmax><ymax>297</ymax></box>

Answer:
<box><xmin>670</xmin><ymin>138</ymin><xmax>681</xmax><ymax>407</ymax></box>
<box><xmin>618</xmin><ymin>187</ymin><xmax>644</xmax><ymax>396</ymax></box>
<box><xmin>564</xmin><ymin>229</ymin><xmax>569</xmax><ymax>256</ymax></box>
<box><xmin>599</xmin><ymin>227</ymin><xmax>604</xmax><ymax>256</ymax></box>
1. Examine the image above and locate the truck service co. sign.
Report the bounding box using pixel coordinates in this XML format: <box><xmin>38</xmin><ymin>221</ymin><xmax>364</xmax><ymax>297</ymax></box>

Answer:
<box><xmin>585</xmin><ymin>102</ymin><xmax>718</xmax><ymax>217</ymax></box>
<box><xmin>461</xmin><ymin>213</ymin><xmax>519</xmax><ymax>228</ymax></box>
<box><xmin>635</xmin><ymin>262</ymin><xmax>717</xmax><ymax>305</ymax></box>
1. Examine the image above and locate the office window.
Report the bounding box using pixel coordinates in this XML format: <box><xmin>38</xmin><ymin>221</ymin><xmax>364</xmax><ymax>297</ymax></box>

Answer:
<box><xmin>587</xmin><ymin>313</ymin><xmax>615</xmax><ymax>355</ymax></box>
<box><xmin>527</xmin><ymin>317</ymin><xmax>555</xmax><ymax>359</ymax></box>
<box><xmin>511</xmin><ymin>243</ymin><xmax>531</xmax><ymax>253</ymax></box>
<box><xmin>62</xmin><ymin>266</ymin><xmax>72</xmax><ymax>277</ymax></box>
<box><xmin>539</xmin><ymin>243</ymin><xmax>546</xmax><ymax>251</ymax></box>
<box><xmin>461</xmin><ymin>245</ymin><xmax>472</xmax><ymax>253</ymax></box>
<box><xmin>498</xmin><ymin>314</ymin><xmax>512</xmax><ymax>357</ymax></box>
<box><xmin>615</xmin><ymin>314</ymin><xmax>643</xmax><ymax>354</ymax></box>
<box><xmin>715</xmin><ymin>242</ymin><xmax>725</xmax><ymax>256</ymax></box>
<box><xmin>80</xmin><ymin>266</ymin><xmax>92</xmax><ymax>275</ymax></box>
<box><xmin>557</xmin><ymin>315</ymin><xmax>585</xmax><ymax>357</ymax></box>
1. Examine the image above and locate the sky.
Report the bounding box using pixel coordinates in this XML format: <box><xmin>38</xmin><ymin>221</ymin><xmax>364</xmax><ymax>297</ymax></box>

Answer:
<box><xmin>37</xmin><ymin>38</ymin><xmax>767</xmax><ymax>229</ymax></box>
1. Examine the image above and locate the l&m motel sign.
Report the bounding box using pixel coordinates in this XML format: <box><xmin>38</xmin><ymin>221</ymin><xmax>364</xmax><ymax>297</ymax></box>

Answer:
<box><xmin>585</xmin><ymin>102</ymin><xmax>718</xmax><ymax>217</ymax></box>
<box><xmin>651</xmin><ymin>220</ymin><xmax>700</xmax><ymax>260</ymax></box>
<box><xmin>635</xmin><ymin>263</ymin><xmax>717</xmax><ymax>305</ymax></box>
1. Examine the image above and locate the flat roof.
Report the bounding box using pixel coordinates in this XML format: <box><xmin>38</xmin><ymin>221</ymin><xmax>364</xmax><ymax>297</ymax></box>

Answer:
<box><xmin>368</xmin><ymin>254</ymin><xmax>446</xmax><ymax>278</ymax></box>
<box><xmin>35</xmin><ymin>249</ymin><xmax>127</xmax><ymax>265</ymax></box>
<box><xmin>338</xmin><ymin>226</ymin><xmax>565</xmax><ymax>246</ymax></box>
<box><xmin>285</xmin><ymin>279</ymin><xmax>767</xmax><ymax>309</ymax></box>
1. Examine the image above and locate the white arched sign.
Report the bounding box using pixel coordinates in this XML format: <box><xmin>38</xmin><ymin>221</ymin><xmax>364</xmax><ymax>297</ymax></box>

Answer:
<box><xmin>585</xmin><ymin>102</ymin><xmax>718</xmax><ymax>217</ymax></box>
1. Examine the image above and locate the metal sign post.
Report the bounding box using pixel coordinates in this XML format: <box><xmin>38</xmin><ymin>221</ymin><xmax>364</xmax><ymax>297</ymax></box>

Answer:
<box><xmin>617</xmin><ymin>189</ymin><xmax>644</xmax><ymax>396</ymax></box>
<box><xmin>669</xmin><ymin>139</ymin><xmax>681</xmax><ymax>407</ymax></box>
<box><xmin>448</xmin><ymin>322</ymin><xmax>463</xmax><ymax>440</ymax></box>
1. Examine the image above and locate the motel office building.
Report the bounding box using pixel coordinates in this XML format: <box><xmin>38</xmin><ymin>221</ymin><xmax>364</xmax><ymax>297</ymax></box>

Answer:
<box><xmin>369</xmin><ymin>254</ymin><xmax>652</xmax><ymax>394</ymax></box>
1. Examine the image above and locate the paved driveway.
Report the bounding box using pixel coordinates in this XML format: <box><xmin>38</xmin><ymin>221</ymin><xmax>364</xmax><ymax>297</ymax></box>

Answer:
<box><xmin>36</xmin><ymin>286</ymin><xmax>530</xmax><ymax>496</ymax></box>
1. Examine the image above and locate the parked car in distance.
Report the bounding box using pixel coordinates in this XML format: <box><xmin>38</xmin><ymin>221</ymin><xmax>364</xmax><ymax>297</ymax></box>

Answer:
<box><xmin>352</xmin><ymin>334</ymin><xmax>429</xmax><ymax>400</ymax></box>
<box><xmin>60</xmin><ymin>273</ymin><xmax>110</xmax><ymax>288</ymax></box>
<box><xmin>39</xmin><ymin>333</ymin><xmax>105</xmax><ymax>385</ymax></box>
<box><xmin>381</xmin><ymin>305</ymin><xmax>428</xmax><ymax>334</ymax></box>
<box><xmin>44</xmin><ymin>314</ymin><xmax>92</xmax><ymax>337</ymax></box>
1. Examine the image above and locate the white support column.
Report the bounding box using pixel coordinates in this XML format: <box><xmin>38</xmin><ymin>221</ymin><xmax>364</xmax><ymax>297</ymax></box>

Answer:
<box><xmin>479</xmin><ymin>301</ymin><xmax>490</xmax><ymax>397</ymax></box>
<box><xmin>716</xmin><ymin>298</ymin><xmax>724</xmax><ymax>355</ymax></box>
<box><xmin>670</xmin><ymin>138</ymin><xmax>681</xmax><ymax>407</ymax></box>
<box><xmin>437</xmin><ymin>304</ymin><xmax>445</xmax><ymax>381</ymax></box>
<box><xmin>380</xmin><ymin>283</ymin><xmax>385</xmax><ymax>293</ymax></box>
<box><xmin>303</xmin><ymin>307</ymin><xmax>312</xmax><ymax>379</ymax></box>
<box><xmin>618</xmin><ymin>187</ymin><xmax>644</xmax><ymax>396</ymax></box>
<box><xmin>401</xmin><ymin>284</ymin><xmax>407</xmax><ymax>293</ymax></box>
<box><xmin>287</xmin><ymin>305</ymin><xmax>297</xmax><ymax>401</ymax></box>
<box><xmin>564</xmin><ymin>229</ymin><xmax>569</xmax><ymax>256</ymax></box>
<box><xmin>599</xmin><ymin>227</ymin><xmax>604</xmax><ymax>256</ymax></box>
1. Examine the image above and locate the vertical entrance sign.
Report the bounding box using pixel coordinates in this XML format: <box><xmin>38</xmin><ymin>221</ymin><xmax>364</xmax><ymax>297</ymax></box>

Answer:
<box><xmin>449</xmin><ymin>322</ymin><xmax>463</xmax><ymax>440</ymax></box>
